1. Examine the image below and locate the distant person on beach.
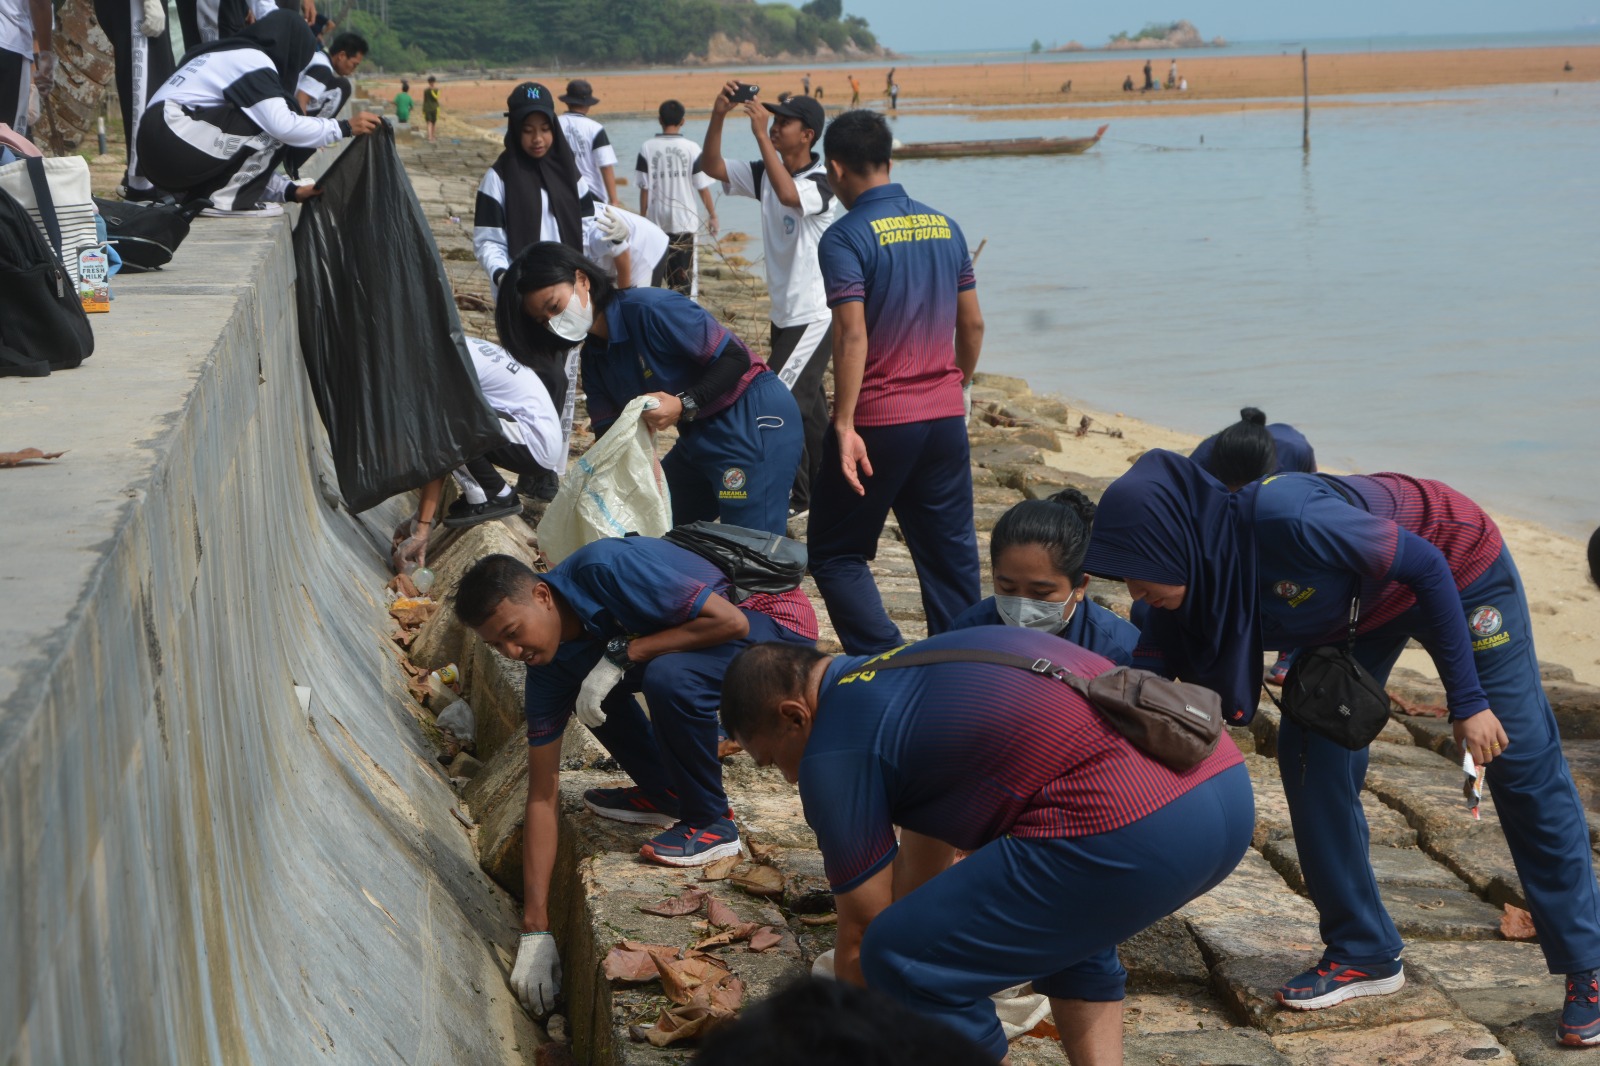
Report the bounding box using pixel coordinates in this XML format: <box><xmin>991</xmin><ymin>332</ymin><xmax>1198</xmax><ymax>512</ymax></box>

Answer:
<box><xmin>1085</xmin><ymin>451</ymin><xmax>1600</xmax><ymax>1045</ymax></box>
<box><xmin>814</xmin><ymin>83</ymin><xmax>824</xmax><ymax>100</ymax></box>
<box><xmin>635</xmin><ymin>99</ymin><xmax>718</xmax><ymax>298</ymax></box>
<box><xmin>390</xmin><ymin>336</ymin><xmax>565</xmax><ymax>573</ymax></box>
<box><xmin>1167</xmin><ymin>58</ymin><xmax>1178</xmax><ymax>88</ymax></box>
<box><xmin>1122</xmin><ymin>74</ymin><xmax>1134</xmax><ymax>92</ymax></box>
<box><xmin>393</xmin><ymin>79</ymin><xmax>413</xmax><ymax>124</ymax></box>
<box><xmin>558</xmin><ymin>78</ymin><xmax>619</xmax><ymax>205</ymax></box>
<box><xmin>948</xmin><ymin>489</ymin><xmax>1139</xmax><ymax>664</ymax></box>
<box><xmin>498</xmin><ymin>240</ymin><xmax>804</xmax><ymax>535</ymax></box>
<box><xmin>848</xmin><ymin>74</ymin><xmax>861</xmax><ymax>106</ymax></box>
<box><xmin>702</xmin><ymin>85</ymin><xmax>836</xmax><ymax>518</ymax></box>
<box><xmin>885</xmin><ymin>66</ymin><xmax>895</xmax><ymax>92</ymax></box>
<box><xmin>423</xmin><ymin>74</ymin><xmax>439</xmax><ymax>140</ymax></box>
<box><xmin>137</xmin><ymin>12</ymin><xmax>380</xmax><ymax>218</ymax></box>
<box><xmin>1589</xmin><ymin>527</ymin><xmax>1600</xmax><ymax>588</ymax></box>
<box><xmin>1142</xmin><ymin>59</ymin><xmax>1153</xmax><ymax>91</ymax></box>
<box><xmin>803</xmin><ymin>71</ymin><xmax>811</xmax><ymax>96</ymax></box>
<box><xmin>808</xmin><ymin>109</ymin><xmax>985</xmax><ymax>653</ymax></box>
<box><xmin>888</xmin><ymin>81</ymin><xmax>899</xmax><ymax>110</ymax></box>
<box><xmin>717</xmin><ymin>633</ymin><xmax>1251</xmax><ymax>1063</ymax></box>
<box><xmin>1179</xmin><ymin>76</ymin><xmax>1189</xmax><ymax>91</ymax></box>
<box><xmin>450</xmin><ymin>544</ymin><xmax>816</xmax><ymax>1012</ymax></box>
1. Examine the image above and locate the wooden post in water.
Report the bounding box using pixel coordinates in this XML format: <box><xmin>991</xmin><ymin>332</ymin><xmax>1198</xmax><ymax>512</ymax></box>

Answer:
<box><xmin>1302</xmin><ymin>48</ymin><xmax>1311</xmax><ymax>153</ymax></box>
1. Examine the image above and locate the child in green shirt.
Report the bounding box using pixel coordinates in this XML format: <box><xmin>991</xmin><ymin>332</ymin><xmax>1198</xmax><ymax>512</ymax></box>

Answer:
<box><xmin>394</xmin><ymin>79</ymin><xmax>414</xmax><ymax>123</ymax></box>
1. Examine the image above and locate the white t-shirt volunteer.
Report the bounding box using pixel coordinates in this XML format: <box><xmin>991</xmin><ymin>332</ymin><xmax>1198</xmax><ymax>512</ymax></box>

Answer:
<box><xmin>721</xmin><ymin>153</ymin><xmax>834</xmax><ymax>327</ymax></box>
<box><xmin>559</xmin><ymin>111</ymin><xmax>617</xmax><ymax>204</ymax></box>
<box><xmin>635</xmin><ymin>132</ymin><xmax>715</xmax><ymax>236</ymax></box>
<box><xmin>0</xmin><ymin>0</ymin><xmax>32</xmax><ymax>57</ymax></box>
<box><xmin>467</xmin><ymin>336</ymin><xmax>563</xmax><ymax>470</ymax></box>
<box><xmin>582</xmin><ymin>206</ymin><xmax>669</xmax><ymax>289</ymax></box>
<box><xmin>472</xmin><ymin>167</ymin><xmax>596</xmax><ymax>289</ymax></box>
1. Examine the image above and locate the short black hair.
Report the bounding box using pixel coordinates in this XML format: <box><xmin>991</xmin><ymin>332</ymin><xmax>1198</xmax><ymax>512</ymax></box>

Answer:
<box><xmin>694</xmin><ymin>977</ymin><xmax>993</xmax><ymax>1066</ymax></box>
<box><xmin>823</xmin><ymin>109</ymin><xmax>892</xmax><ymax>176</ymax></box>
<box><xmin>719</xmin><ymin>642</ymin><xmax>828</xmax><ymax>741</ymax></box>
<box><xmin>452</xmin><ymin>553</ymin><xmax>540</xmax><ymax>628</ymax></box>
<box><xmin>1205</xmin><ymin>406</ymin><xmax>1278</xmax><ymax>490</ymax></box>
<box><xmin>658</xmin><ymin>99</ymin><xmax>685</xmax><ymax>127</ymax></box>
<box><xmin>400</xmin><ymin>79</ymin><xmax>409</xmax><ymax>91</ymax></box>
<box><xmin>329</xmin><ymin>31</ymin><xmax>367</xmax><ymax>56</ymax></box>
<box><xmin>990</xmin><ymin>488</ymin><xmax>1097</xmax><ymax>584</ymax></box>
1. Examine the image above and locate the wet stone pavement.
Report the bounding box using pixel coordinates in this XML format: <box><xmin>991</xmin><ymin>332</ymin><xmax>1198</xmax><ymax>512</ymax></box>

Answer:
<box><xmin>384</xmin><ymin>120</ymin><xmax>1600</xmax><ymax>1065</ymax></box>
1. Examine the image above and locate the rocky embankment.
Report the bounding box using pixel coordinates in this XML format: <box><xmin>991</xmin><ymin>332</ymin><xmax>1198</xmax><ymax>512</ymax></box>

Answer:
<box><xmin>386</xmin><ymin>122</ymin><xmax>1600</xmax><ymax>1065</ymax></box>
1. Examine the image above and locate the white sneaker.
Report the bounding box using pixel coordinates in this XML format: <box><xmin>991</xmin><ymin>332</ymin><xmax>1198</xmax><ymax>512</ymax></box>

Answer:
<box><xmin>200</xmin><ymin>202</ymin><xmax>285</xmax><ymax>219</ymax></box>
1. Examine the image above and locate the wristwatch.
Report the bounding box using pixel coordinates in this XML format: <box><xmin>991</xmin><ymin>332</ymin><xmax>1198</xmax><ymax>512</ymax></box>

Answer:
<box><xmin>676</xmin><ymin>392</ymin><xmax>699</xmax><ymax>422</ymax></box>
<box><xmin>604</xmin><ymin>636</ymin><xmax>634</xmax><ymax>670</ymax></box>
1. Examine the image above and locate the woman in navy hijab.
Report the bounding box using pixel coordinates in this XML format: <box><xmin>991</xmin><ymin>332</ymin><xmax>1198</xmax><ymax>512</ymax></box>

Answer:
<box><xmin>1082</xmin><ymin>450</ymin><xmax>1600</xmax><ymax>1046</ymax></box>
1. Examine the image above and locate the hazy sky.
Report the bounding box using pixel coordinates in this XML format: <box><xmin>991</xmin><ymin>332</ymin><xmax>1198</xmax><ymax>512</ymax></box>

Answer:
<box><xmin>844</xmin><ymin>1</ymin><xmax>1598</xmax><ymax>53</ymax></box>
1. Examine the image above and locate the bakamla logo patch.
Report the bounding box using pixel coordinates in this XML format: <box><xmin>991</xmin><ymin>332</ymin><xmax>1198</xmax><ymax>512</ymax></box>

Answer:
<box><xmin>1468</xmin><ymin>605</ymin><xmax>1502</xmax><ymax>637</ymax></box>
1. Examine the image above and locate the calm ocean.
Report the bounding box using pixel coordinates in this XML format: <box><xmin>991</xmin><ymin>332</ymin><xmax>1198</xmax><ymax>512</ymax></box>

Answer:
<box><xmin>594</xmin><ymin>72</ymin><xmax>1600</xmax><ymax>536</ymax></box>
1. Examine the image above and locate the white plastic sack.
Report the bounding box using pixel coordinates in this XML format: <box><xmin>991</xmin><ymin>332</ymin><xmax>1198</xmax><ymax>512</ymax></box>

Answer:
<box><xmin>0</xmin><ymin>153</ymin><xmax>96</xmax><ymax>284</ymax></box>
<box><xmin>538</xmin><ymin>395</ymin><xmax>672</xmax><ymax>564</ymax></box>
<box><xmin>809</xmin><ymin>949</ymin><xmax>1051</xmax><ymax>1041</ymax></box>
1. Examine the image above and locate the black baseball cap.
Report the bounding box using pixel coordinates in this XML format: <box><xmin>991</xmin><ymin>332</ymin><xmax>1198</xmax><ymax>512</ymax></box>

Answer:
<box><xmin>506</xmin><ymin>82</ymin><xmax>556</xmax><ymax>126</ymax></box>
<box><xmin>560</xmin><ymin>79</ymin><xmax>600</xmax><ymax>106</ymax></box>
<box><xmin>763</xmin><ymin>94</ymin><xmax>825</xmax><ymax>139</ymax></box>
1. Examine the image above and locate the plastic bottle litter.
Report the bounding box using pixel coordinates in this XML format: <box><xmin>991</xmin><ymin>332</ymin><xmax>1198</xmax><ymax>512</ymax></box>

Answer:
<box><xmin>411</xmin><ymin>566</ymin><xmax>436</xmax><ymax>594</ymax></box>
<box><xmin>425</xmin><ymin>664</ymin><xmax>459</xmax><ymax>707</ymax></box>
<box><xmin>435</xmin><ymin>697</ymin><xmax>476</xmax><ymax>747</ymax></box>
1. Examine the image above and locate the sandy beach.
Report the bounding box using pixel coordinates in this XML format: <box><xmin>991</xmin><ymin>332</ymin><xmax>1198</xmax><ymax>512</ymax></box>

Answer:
<box><xmin>362</xmin><ymin>44</ymin><xmax>1600</xmax><ymax>123</ymax></box>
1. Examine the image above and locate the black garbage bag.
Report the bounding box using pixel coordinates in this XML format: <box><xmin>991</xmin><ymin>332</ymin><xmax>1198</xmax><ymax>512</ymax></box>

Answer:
<box><xmin>293</xmin><ymin>124</ymin><xmax>503</xmax><ymax>513</ymax></box>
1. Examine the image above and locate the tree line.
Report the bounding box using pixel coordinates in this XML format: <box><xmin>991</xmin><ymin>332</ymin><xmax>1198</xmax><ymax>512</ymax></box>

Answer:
<box><xmin>345</xmin><ymin>0</ymin><xmax>878</xmax><ymax>70</ymax></box>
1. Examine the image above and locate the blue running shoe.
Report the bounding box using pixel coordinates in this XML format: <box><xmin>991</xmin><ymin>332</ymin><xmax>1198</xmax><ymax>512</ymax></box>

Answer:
<box><xmin>639</xmin><ymin>816</ymin><xmax>743</xmax><ymax>868</ymax></box>
<box><xmin>1560</xmin><ymin>970</ymin><xmax>1600</xmax><ymax>1046</ymax></box>
<box><xmin>1277</xmin><ymin>959</ymin><xmax>1404</xmax><ymax>1010</ymax></box>
<box><xmin>583</xmin><ymin>785</ymin><xmax>679</xmax><ymax>829</ymax></box>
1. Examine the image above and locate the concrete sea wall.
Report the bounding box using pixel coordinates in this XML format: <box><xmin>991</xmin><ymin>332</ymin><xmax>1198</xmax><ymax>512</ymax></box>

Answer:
<box><xmin>0</xmin><ymin>189</ymin><xmax>536</xmax><ymax>1061</ymax></box>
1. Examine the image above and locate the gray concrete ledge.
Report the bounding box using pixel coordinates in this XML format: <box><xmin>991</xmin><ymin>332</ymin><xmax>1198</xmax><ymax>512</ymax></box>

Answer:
<box><xmin>0</xmin><ymin>153</ymin><xmax>536</xmax><ymax>1063</ymax></box>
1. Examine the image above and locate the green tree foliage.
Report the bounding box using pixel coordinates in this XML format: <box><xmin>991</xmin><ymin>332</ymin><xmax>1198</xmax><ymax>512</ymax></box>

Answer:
<box><xmin>377</xmin><ymin>0</ymin><xmax>876</xmax><ymax>66</ymax></box>
<box><xmin>1030</xmin><ymin>38</ymin><xmax>1041</xmax><ymax>53</ymax></box>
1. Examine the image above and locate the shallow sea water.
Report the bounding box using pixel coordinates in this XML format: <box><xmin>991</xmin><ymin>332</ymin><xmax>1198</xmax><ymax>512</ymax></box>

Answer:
<box><xmin>598</xmin><ymin>79</ymin><xmax>1600</xmax><ymax>534</ymax></box>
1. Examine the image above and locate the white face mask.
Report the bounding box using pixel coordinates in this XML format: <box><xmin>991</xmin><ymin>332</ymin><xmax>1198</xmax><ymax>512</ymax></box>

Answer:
<box><xmin>995</xmin><ymin>594</ymin><xmax>1076</xmax><ymax>635</ymax></box>
<box><xmin>545</xmin><ymin>284</ymin><xmax>593</xmax><ymax>342</ymax></box>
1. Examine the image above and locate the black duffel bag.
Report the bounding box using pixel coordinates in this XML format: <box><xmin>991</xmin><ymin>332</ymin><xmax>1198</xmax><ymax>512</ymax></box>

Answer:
<box><xmin>1275</xmin><ymin>595</ymin><xmax>1392</xmax><ymax>750</ymax></box>
<box><xmin>94</xmin><ymin>195</ymin><xmax>208</xmax><ymax>272</ymax></box>
<box><xmin>663</xmin><ymin>521</ymin><xmax>807</xmax><ymax>603</ymax></box>
<box><xmin>0</xmin><ymin>172</ymin><xmax>93</xmax><ymax>377</ymax></box>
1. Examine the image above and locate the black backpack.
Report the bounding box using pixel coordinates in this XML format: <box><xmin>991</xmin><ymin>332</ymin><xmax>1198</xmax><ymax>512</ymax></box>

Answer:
<box><xmin>663</xmin><ymin>521</ymin><xmax>808</xmax><ymax>603</ymax></box>
<box><xmin>94</xmin><ymin>195</ymin><xmax>207</xmax><ymax>273</ymax></box>
<box><xmin>0</xmin><ymin>162</ymin><xmax>93</xmax><ymax>377</ymax></box>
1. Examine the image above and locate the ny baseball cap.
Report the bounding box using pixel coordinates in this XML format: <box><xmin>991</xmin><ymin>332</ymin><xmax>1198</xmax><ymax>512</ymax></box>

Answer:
<box><xmin>506</xmin><ymin>82</ymin><xmax>556</xmax><ymax>126</ymax></box>
<box><xmin>763</xmin><ymin>94</ymin><xmax>825</xmax><ymax>139</ymax></box>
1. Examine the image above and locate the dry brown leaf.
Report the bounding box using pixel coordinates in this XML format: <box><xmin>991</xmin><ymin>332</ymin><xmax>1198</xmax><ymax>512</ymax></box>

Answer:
<box><xmin>729</xmin><ymin>864</ymin><xmax>785</xmax><ymax>898</ymax></box>
<box><xmin>640</xmin><ymin>887</ymin><xmax>708</xmax><ymax>918</ymax></box>
<box><xmin>388</xmin><ymin>598</ymin><xmax>439</xmax><ymax>627</ymax></box>
<box><xmin>387</xmin><ymin>572</ymin><xmax>420</xmax><ymax>598</ymax></box>
<box><xmin>1024</xmin><ymin>1017</ymin><xmax>1060</xmax><ymax>1040</ymax></box>
<box><xmin>1501</xmin><ymin>903</ymin><xmax>1538</xmax><ymax>941</ymax></box>
<box><xmin>798</xmin><ymin>913</ymin><xmax>838</xmax><ymax>926</ymax></box>
<box><xmin>603</xmin><ymin>941</ymin><xmax>674</xmax><ymax>982</ymax></box>
<box><xmin>705</xmin><ymin>896</ymin><xmax>742</xmax><ymax>929</ymax></box>
<box><xmin>643</xmin><ymin>1006</ymin><xmax>715</xmax><ymax>1047</ymax></box>
<box><xmin>717</xmin><ymin>737</ymin><xmax>744</xmax><ymax>759</ymax></box>
<box><xmin>746</xmin><ymin>839</ymin><xmax>778</xmax><ymax>863</ymax></box>
<box><xmin>709</xmin><ymin>975</ymin><xmax>745</xmax><ymax>1013</ymax></box>
<box><xmin>747</xmin><ymin>926</ymin><xmax>783</xmax><ymax>952</ymax></box>
<box><xmin>692</xmin><ymin>922</ymin><xmax>764</xmax><ymax>950</ymax></box>
<box><xmin>0</xmin><ymin>448</ymin><xmax>65</xmax><ymax>467</ymax></box>
<box><xmin>700</xmin><ymin>854</ymin><xmax>742</xmax><ymax>881</ymax></box>
<box><xmin>650</xmin><ymin>949</ymin><xmax>736</xmax><ymax>1006</ymax></box>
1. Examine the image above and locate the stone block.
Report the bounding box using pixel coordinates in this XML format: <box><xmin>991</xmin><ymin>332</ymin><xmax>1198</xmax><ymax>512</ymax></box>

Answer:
<box><xmin>1264</xmin><ymin>840</ymin><xmax>1466</xmax><ymax>896</ymax></box>
<box><xmin>1126</xmin><ymin>1027</ymin><xmax>1290</xmax><ymax>1066</ymax></box>
<box><xmin>1180</xmin><ymin>850</ymin><xmax>1322</xmax><ymax>964</ymax></box>
<box><xmin>1494</xmin><ymin>1010</ymin><xmax>1573</xmax><ymax>1065</ymax></box>
<box><xmin>1422</xmin><ymin>821</ymin><xmax>1527</xmax><ymax>910</ymax></box>
<box><xmin>1269</xmin><ymin>1017</ymin><xmax>1507</xmax><ymax>1064</ymax></box>
<box><xmin>1213</xmin><ymin>954</ymin><xmax>1455</xmax><ymax>1034</ymax></box>
<box><xmin>1404</xmin><ymin>940</ymin><xmax>1563</xmax><ymax>1030</ymax></box>
<box><xmin>1122</xmin><ymin>987</ymin><xmax>1239</xmax><ymax>1034</ymax></box>
<box><xmin>1548</xmin><ymin>681</ymin><xmax>1600</xmax><ymax>739</ymax></box>
<box><xmin>1121</xmin><ymin>915</ymin><xmax>1211</xmax><ymax>991</ymax></box>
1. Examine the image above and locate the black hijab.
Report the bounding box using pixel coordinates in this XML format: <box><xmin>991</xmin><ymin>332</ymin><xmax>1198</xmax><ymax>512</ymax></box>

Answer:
<box><xmin>492</xmin><ymin>82</ymin><xmax>586</xmax><ymax>255</ymax></box>
<box><xmin>180</xmin><ymin>11</ymin><xmax>316</xmax><ymax>98</ymax></box>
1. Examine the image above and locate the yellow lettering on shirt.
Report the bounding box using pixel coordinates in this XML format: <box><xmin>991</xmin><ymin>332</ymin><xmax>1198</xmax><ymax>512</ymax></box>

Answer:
<box><xmin>871</xmin><ymin>214</ymin><xmax>954</xmax><ymax>247</ymax></box>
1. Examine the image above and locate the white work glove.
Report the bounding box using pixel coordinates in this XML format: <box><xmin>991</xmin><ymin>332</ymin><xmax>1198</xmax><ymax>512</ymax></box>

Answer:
<box><xmin>510</xmin><ymin>932</ymin><xmax>561</xmax><ymax>1015</ymax></box>
<box><xmin>597</xmin><ymin>204</ymin><xmax>629</xmax><ymax>245</ymax></box>
<box><xmin>575</xmin><ymin>657</ymin><xmax>624</xmax><ymax>729</ymax></box>
<box><xmin>962</xmin><ymin>380</ymin><xmax>973</xmax><ymax>419</ymax></box>
<box><xmin>139</xmin><ymin>0</ymin><xmax>166</xmax><ymax>37</ymax></box>
<box><xmin>32</xmin><ymin>51</ymin><xmax>56</xmax><ymax>93</ymax></box>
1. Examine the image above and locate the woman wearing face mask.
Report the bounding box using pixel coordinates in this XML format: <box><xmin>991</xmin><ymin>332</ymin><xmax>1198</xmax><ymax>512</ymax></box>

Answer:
<box><xmin>947</xmin><ymin>489</ymin><xmax>1139</xmax><ymax>663</ymax></box>
<box><xmin>497</xmin><ymin>240</ymin><xmax>803</xmax><ymax>536</ymax></box>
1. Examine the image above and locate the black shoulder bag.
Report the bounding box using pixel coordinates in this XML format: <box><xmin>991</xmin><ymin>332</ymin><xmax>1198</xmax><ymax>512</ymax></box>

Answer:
<box><xmin>663</xmin><ymin>521</ymin><xmax>807</xmax><ymax>604</ymax></box>
<box><xmin>864</xmin><ymin>646</ymin><xmax>1223</xmax><ymax>771</ymax></box>
<box><xmin>1263</xmin><ymin>477</ymin><xmax>1392</xmax><ymax>751</ymax></box>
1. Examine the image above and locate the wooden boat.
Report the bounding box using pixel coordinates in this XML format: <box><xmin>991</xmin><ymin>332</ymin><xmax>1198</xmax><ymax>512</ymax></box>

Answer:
<box><xmin>894</xmin><ymin>124</ymin><xmax>1108</xmax><ymax>161</ymax></box>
